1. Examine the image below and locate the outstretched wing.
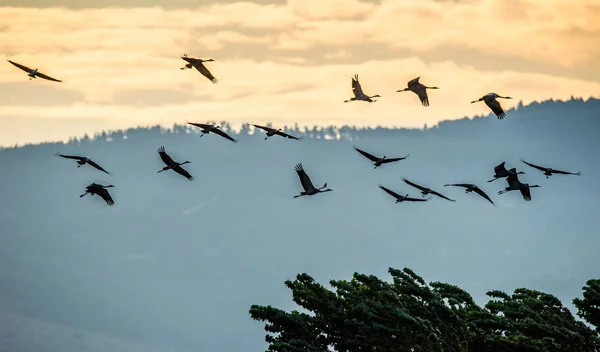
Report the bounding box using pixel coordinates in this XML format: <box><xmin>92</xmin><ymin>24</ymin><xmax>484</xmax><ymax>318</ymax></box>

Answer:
<box><xmin>276</xmin><ymin>131</ymin><xmax>303</xmax><ymax>140</ymax></box>
<box><xmin>415</xmin><ymin>88</ymin><xmax>429</xmax><ymax>107</ymax></box>
<box><xmin>494</xmin><ymin>162</ymin><xmax>507</xmax><ymax>175</ymax></box>
<box><xmin>213</xmin><ymin>128</ymin><xmax>238</xmax><ymax>143</ymax></box>
<box><xmin>252</xmin><ymin>124</ymin><xmax>274</xmax><ymax>133</ymax></box>
<box><xmin>473</xmin><ymin>187</ymin><xmax>494</xmax><ymax>205</ymax></box>
<box><xmin>173</xmin><ymin>165</ymin><xmax>194</xmax><ymax>181</ymax></box>
<box><xmin>187</xmin><ymin>122</ymin><xmax>212</xmax><ymax>129</ymax></box>
<box><xmin>444</xmin><ymin>183</ymin><xmax>473</xmax><ymax>189</ymax></box>
<box><xmin>352</xmin><ymin>74</ymin><xmax>364</xmax><ymax>97</ymax></box>
<box><xmin>506</xmin><ymin>173</ymin><xmax>521</xmax><ymax>188</ymax></box>
<box><xmin>7</xmin><ymin>60</ymin><xmax>34</xmax><ymax>74</ymax></box>
<box><xmin>354</xmin><ymin>147</ymin><xmax>379</xmax><ymax>162</ymax></box>
<box><xmin>378</xmin><ymin>185</ymin><xmax>403</xmax><ymax>200</ymax></box>
<box><xmin>194</xmin><ymin>63</ymin><xmax>218</xmax><ymax>84</ymax></box>
<box><xmin>295</xmin><ymin>163</ymin><xmax>316</xmax><ymax>192</ymax></box>
<box><xmin>157</xmin><ymin>146</ymin><xmax>176</xmax><ymax>165</ymax></box>
<box><xmin>86</xmin><ymin>159</ymin><xmax>111</xmax><ymax>175</ymax></box>
<box><xmin>404</xmin><ymin>196</ymin><xmax>429</xmax><ymax>202</ymax></box>
<box><xmin>55</xmin><ymin>153</ymin><xmax>85</xmax><ymax>161</ymax></box>
<box><xmin>96</xmin><ymin>188</ymin><xmax>115</xmax><ymax>206</ymax></box>
<box><xmin>520</xmin><ymin>187</ymin><xmax>532</xmax><ymax>201</ymax></box>
<box><xmin>402</xmin><ymin>178</ymin><xmax>427</xmax><ymax>192</ymax></box>
<box><xmin>429</xmin><ymin>190</ymin><xmax>455</xmax><ymax>202</ymax></box>
<box><xmin>382</xmin><ymin>154</ymin><xmax>409</xmax><ymax>163</ymax></box>
<box><xmin>549</xmin><ymin>169</ymin><xmax>581</xmax><ymax>175</ymax></box>
<box><xmin>36</xmin><ymin>71</ymin><xmax>62</xmax><ymax>82</ymax></box>
<box><xmin>486</xmin><ymin>99</ymin><xmax>506</xmax><ymax>119</ymax></box>
<box><xmin>407</xmin><ymin>79</ymin><xmax>429</xmax><ymax>106</ymax></box>
<box><xmin>520</xmin><ymin>159</ymin><xmax>547</xmax><ymax>172</ymax></box>
<box><xmin>407</xmin><ymin>77</ymin><xmax>420</xmax><ymax>87</ymax></box>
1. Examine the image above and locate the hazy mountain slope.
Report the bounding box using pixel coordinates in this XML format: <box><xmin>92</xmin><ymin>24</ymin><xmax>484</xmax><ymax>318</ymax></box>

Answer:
<box><xmin>0</xmin><ymin>97</ymin><xmax>598</xmax><ymax>352</ymax></box>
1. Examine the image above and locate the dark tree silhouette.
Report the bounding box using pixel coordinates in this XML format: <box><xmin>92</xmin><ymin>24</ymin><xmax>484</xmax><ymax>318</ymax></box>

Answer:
<box><xmin>574</xmin><ymin>279</ymin><xmax>600</xmax><ymax>333</ymax></box>
<box><xmin>250</xmin><ymin>268</ymin><xmax>600</xmax><ymax>352</ymax></box>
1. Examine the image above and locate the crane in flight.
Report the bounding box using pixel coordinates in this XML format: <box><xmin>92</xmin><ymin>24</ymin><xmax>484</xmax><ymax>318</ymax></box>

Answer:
<box><xmin>378</xmin><ymin>185</ymin><xmax>430</xmax><ymax>203</ymax></box>
<box><xmin>80</xmin><ymin>183</ymin><xmax>115</xmax><ymax>206</ymax></box>
<box><xmin>520</xmin><ymin>158</ymin><xmax>581</xmax><ymax>178</ymax></box>
<box><xmin>471</xmin><ymin>93</ymin><xmax>512</xmax><ymax>119</ymax></box>
<box><xmin>7</xmin><ymin>57</ymin><xmax>62</xmax><ymax>82</ymax></box>
<box><xmin>444</xmin><ymin>183</ymin><xmax>495</xmax><ymax>206</ymax></box>
<box><xmin>55</xmin><ymin>153</ymin><xmax>111</xmax><ymax>175</ymax></box>
<box><xmin>293</xmin><ymin>163</ymin><xmax>332</xmax><ymax>198</ymax></box>
<box><xmin>396</xmin><ymin>77</ymin><xmax>439</xmax><ymax>107</ymax></box>
<box><xmin>252</xmin><ymin>124</ymin><xmax>303</xmax><ymax>140</ymax></box>
<box><xmin>498</xmin><ymin>174</ymin><xmax>540</xmax><ymax>201</ymax></box>
<box><xmin>344</xmin><ymin>74</ymin><xmax>381</xmax><ymax>103</ymax></box>
<box><xmin>354</xmin><ymin>147</ymin><xmax>409</xmax><ymax>169</ymax></box>
<box><xmin>180</xmin><ymin>54</ymin><xmax>218</xmax><ymax>83</ymax></box>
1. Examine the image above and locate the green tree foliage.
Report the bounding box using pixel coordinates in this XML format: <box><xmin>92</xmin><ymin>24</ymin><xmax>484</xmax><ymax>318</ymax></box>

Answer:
<box><xmin>250</xmin><ymin>268</ymin><xmax>600</xmax><ymax>352</ymax></box>
<box><xmin>574</xmin><ymin>279</ymin><xmax>600</xmax><ymax>332</ymax></box>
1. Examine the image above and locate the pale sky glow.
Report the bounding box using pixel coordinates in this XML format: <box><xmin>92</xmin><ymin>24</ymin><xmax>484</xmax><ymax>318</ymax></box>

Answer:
<box><xmin>1</xmin><ymin>0</ymin><xmax>599</xmax><ymax>146</ymax></box>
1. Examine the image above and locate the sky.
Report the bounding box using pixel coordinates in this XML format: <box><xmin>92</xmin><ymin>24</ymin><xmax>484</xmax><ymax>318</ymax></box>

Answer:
<box><xmin>0</xmin><ymin>0</ymin><xmax>599</xmax><ymax>146</ymax></box>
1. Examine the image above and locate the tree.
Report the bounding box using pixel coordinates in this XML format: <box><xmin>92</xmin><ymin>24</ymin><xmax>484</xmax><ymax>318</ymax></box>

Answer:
<box><xmin>250</xmin><ymin>268</ymin><xmax>600</xmax><ymax>352</ymax></box>
<box><xmin>574</xmin><ymin>279</ymin><xmax>600</xmax><ymax>332</ymax></box>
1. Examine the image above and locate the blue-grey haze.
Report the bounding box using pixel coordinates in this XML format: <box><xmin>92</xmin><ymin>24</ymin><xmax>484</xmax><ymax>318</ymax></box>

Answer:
<box><xmin>0</xmin><ymin>97</ymin><xmax>599</xmax><ymax>351</ymax></box>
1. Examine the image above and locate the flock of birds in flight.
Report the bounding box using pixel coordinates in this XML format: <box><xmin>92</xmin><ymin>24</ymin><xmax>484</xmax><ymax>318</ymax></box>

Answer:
<box><xmin>7</xmin><ymin>55</ymin><xmax>582</xmax><ymax>206</ymax></box>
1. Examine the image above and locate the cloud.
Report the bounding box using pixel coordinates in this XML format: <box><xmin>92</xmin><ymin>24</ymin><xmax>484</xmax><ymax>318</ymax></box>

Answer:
<box><xmin>0</xmin><ymin>0</ymin><xmax>598</xmax><ymax>146</ymax></box>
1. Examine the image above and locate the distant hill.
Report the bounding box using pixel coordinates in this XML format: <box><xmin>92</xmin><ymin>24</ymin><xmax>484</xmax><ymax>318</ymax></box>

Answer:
<box><xmin>0</xmin><ymin>96</ymin><xmax>598</xmax><ymax>352</ymax></box>
<box><xmin>2</xmin><ymin>96</ymin><xmax>599</xmax><ymax>150</ymax></box>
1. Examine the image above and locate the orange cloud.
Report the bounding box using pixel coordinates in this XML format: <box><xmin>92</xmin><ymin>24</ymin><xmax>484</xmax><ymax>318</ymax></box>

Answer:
<box><xmin>0</xmin><ymin>0</ymin><xmax>598</xmax><ymax>146</ymax></box>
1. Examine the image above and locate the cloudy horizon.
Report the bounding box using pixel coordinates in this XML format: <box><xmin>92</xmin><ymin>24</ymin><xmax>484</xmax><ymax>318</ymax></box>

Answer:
<box><xmin>1</xmin><ymin>0</ymin><xmax>599</xmax><ymax>146</ymax></box>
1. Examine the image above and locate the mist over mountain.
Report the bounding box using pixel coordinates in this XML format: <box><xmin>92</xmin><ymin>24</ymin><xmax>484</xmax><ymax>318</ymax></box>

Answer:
<box><xmin>0</xmin><ymin>97</ymin><xmax>599</xmax><ymax>352</ymax></box>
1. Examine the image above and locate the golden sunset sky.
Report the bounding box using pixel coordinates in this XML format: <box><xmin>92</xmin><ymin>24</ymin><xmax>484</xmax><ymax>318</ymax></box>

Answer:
<box><xmin>0</xmin><ymin>0</ymin><xmax>599</xmax><ymax>146</ymax></box>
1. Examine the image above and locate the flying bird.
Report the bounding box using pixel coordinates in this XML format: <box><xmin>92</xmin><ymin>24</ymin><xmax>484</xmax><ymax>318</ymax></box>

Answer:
<box><xmin>80</xmin><ymin>183</ymin><xmax>115</xmax><ymax>206</ymax></box>
<box><xmin>293</xmin><ymin>163</ymin><xmax>332</xmax><ymax>198</ymax></box>
<box><xmin>55</xmin><ymin>153</ymin><xmax>111</xmax><ymax>175</ymax></box>
<box><xmin>354</xmin><ymin>147</ymin><xmax>409</xmax><ymax>169</ymax></box>
<box><xmin>180</xmin><ymin>54</ymin><xmax>218</xmax><ymax>83</ymax></box>
<box><xmin>488</xmin><ymin>162</ymin><xmax>525</xmax><ymax>182</ymax></box>
<box><xmin>444</xmin><ymin>183</ymin><xmax>495</xmax><ymax>205</ymax></box>
<box><xmin>344</xmin><ymin>74</ymin><xmax>381</xmax><ymax>103</ymax></box>
<box><xmin>252</xmin><ymin>124</ymin><xmax>303</xmax><ymax>140</ymax></box>
<box><xmin>402</xmin><ymin>178</ymin><xmax>455</xmax><ymax>202</ymax></box>
<box><xmin>471</xmin><ymin>93</ymin><xmax>512</xmax><ymax>119</ymax></box>
<box><xmin>520</xmin><ymin>158</ymin><xmax>581</xmax><ymax>178</ymax></box>
<box><xmin>396</xmin><ymin>77</ymin><xmax>439</xmax><ymax>107</ymax></box>
<box><xmin>378</xmin><ymin>185</ymin><xmax>430</xmax><ymax>203</ymax></box>
<box><xmin>156</xmin><ymin>146</ymin><xmax>194</xmax><ymax>181</ymax></box>
<box><xmin>187</xmin><ymin>122</ymin><xmax>238</xmax><ymax>143</ymax></box>
<box><xmin>498</xmin><ymin>174</ymin><xmax>540</xmax><ymax>201</ymax></box>
<box><xmin>7</xmin><ymin>58</ymin><xmax>62</xmax><ymax>82</ymax></box>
